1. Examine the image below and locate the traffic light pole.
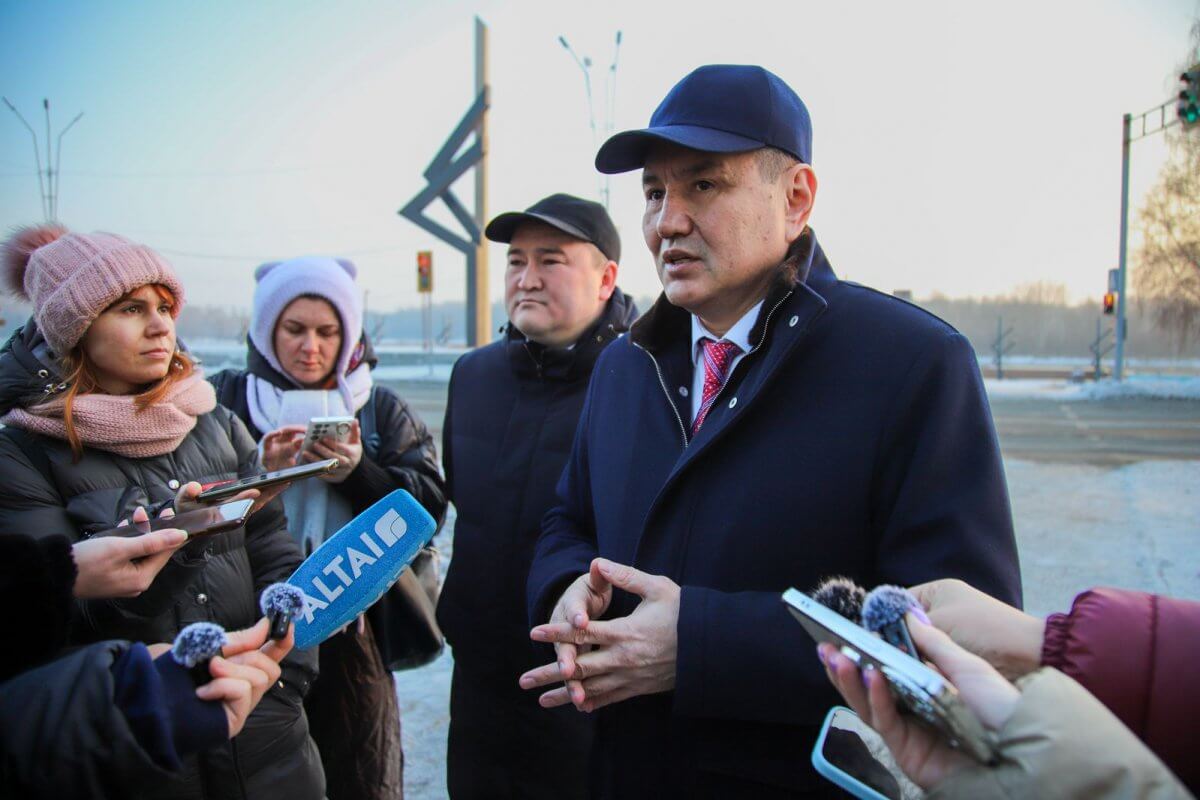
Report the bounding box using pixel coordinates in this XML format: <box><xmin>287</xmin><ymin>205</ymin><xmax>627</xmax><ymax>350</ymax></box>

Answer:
<box><xmin>1113</xmin><ymin>97</ymin><xmax>1181</xmax><ymax>381</ymax></box>
<box><xmin>1114</xmin><ymin>114</ymin><xmax>1131</xmax><ymax>381</ymax></box>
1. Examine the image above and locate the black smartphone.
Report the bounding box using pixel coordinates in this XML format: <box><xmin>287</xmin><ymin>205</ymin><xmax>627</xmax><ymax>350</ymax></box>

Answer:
<box><xmin>97</xmin><ymin>498</ymin><xmax>255</xmax><ymax>539</ymax></box>
<box><xmin>195</xmin><ymin>458</ymin><xmax>340</xmax><ymax>503</ymax></box>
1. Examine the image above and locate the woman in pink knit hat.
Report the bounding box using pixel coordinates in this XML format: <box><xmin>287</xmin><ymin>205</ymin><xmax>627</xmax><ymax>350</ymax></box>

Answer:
<box><xmin>0</xmin><ymin>225</ymin><xmax>326</xmax><ymax>800</ymax></box>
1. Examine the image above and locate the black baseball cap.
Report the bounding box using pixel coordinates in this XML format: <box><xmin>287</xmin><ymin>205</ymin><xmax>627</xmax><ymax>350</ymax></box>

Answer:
<box><xmin>485</xmin><ymin>193</ymin><xmax>621</xmax><ymax>263</ymax></box>
<box><xmin>595</xmin><ymin>64</ymin><xmax>812</xmax><ymax>174</ymax></box>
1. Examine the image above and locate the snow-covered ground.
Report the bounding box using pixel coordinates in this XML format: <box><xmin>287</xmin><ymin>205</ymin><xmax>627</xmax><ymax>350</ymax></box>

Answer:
<box><xmin>984</xmin><ymin>375</ymin><xmax>1200</xmax><ymax>401</ymax></box>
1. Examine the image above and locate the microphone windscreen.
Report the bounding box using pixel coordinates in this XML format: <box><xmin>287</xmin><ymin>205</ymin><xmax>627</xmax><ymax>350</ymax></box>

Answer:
<box><xmin>172</xmin><ymin>622</ymin><xmax>228</xmax><ymax>667</ymax></box>
<box><xmin>260</xmin><ymin>582</ymin><xmax>306</xmax><ymax>618</ymax></box>
<box><xmin>861</xmin><ymin>585</ymin><xmax>921</xmax><ymax>634</ymax></box>
<box><xmin>810</xmin><ymin>576</ymin><xmax>866</xmax><ymax>621</ymax></box>
<box><xmin>287</xmin><ymin>489</ymin><xmax>437</xmax><ymax>650</ymax></box>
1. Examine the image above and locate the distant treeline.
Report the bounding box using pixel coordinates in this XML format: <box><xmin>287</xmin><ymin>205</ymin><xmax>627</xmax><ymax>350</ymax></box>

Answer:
<box><xmin>2</xmin><ymin>288</ymin><xmax>1196</xmax><ymax>359</ymax></box>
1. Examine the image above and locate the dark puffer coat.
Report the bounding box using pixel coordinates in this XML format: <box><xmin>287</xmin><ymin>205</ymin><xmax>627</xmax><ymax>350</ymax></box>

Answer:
<box><xmin>0</xmin><ymin>319</ymin><xmax>325</xmax><ymax>800</ymax></box>
<box><xmin>0</xmin><ymin>534</ymin><xmax>228</xmax><ymax>799</ymax></box>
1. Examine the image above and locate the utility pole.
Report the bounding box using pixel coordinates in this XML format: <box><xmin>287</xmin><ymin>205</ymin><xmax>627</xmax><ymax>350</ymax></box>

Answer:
<box><xmin>3</xmin><ymin>97</ymin><xmax>83</xmax><ymax>222</ymax></box>
<box><xmin>473</xmin><ymin>17</ymin><xmax>490</xmax><ymax>346</ymax></box>
<box><xmin>559</xmin><ymin>31</ymin><xmax>622</xmax><ymax>208</ymax></box>
<box><xmin>1113</xmin><ymin>66</ymin><xmax>1199</xmax><ymax>380</ymax></box>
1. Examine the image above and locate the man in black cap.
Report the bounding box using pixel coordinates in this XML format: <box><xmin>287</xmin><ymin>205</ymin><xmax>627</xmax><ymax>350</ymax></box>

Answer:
<box><xmin>521</xmin><ymin>65</ymin><xmax>1021</xmax><ymax>796</ymax></box>
<box><xmin>437</xmin><ymin>193</ymin><xmax>636</xmax><ymax>798</ymax></box>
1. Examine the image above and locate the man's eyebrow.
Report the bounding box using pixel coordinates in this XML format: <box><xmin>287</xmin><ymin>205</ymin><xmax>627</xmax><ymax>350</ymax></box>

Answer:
<box><xmin>534</xmin><ymin>246</ymin><xmax>567</xmax><ymax>257</ymax></box>
<box><xmin>680</xmin><ymin>159</ymin><xmax>725</xmax><ymax>178</ymax></box>
<box><xmin>643</xmin><ymin>159</ymin><xmax>726</xmax><ymax>185</ymax></box>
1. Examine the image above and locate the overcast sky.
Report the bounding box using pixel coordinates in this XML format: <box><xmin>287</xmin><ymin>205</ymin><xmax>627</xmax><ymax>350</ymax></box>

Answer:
<box><xmin>1</xmin><ymin>0</ymin><xmax>1196</xmax><ymax>319</ymax></box>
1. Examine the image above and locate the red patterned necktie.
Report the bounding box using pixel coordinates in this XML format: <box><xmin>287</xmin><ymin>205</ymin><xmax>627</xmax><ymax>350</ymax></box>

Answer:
<box><xmin>692</xmin><ymin>337</ymin><xmax>743</xmax><ymax>434</ymax></box>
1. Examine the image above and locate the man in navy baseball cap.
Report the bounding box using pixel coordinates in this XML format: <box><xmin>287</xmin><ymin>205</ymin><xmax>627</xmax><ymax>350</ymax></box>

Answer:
<box><xmin>522</xmin><ymin>65</ymin><xmax>1021</xmax><ymax>798</ymax></box>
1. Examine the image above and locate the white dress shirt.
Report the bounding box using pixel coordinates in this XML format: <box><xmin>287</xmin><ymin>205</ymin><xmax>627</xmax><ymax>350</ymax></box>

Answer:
<box><xmin>689</xmin><ymin>300</ymin><xmax>764</xmax><ymax>424</ymax></box>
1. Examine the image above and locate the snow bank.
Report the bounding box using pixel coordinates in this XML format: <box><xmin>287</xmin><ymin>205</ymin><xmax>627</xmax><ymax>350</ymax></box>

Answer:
<box><xmin>985</xmin><ymin>375</ymin><xmax>1200</xmax><ymax>401</ymax></box>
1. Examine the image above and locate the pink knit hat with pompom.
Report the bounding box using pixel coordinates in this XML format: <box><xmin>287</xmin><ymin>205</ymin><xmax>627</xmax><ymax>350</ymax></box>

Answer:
<box><xmin>2</xmin><ymin>224</ymin><xmax>186</xmax><ymax>356</ymax></box>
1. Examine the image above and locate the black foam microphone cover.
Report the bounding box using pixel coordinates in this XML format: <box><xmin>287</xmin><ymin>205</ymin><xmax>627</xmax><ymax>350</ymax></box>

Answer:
<box><xmin>810</xmin><ymin>576</ymin><xmax>867</xmax><ymax>621</ymax></box>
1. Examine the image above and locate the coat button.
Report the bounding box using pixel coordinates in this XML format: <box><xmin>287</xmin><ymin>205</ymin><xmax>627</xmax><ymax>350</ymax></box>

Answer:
<box><xmin>196</xmin><ymin>593</ymin><xmax>209</xmax><ymax>605</ymax></box>
<box><xmin>788</xmin><ymin>315</ymin><xmax>799</xmax><ymax>327</ymax></box>
<box><xmin>167</xmin><ymin>479</ymin><xmax>181</xmax><ymax>490</ymax></box>
<box><xmin>37</xmin><ymin>369</ymin><xmax>49</xmax><ymax>378</ymax></box>
<box><xmin>678</xmin><ymin>386</ymin><xmax>689</xmax><ymax>397</ymax></box>
<box><xmin>728</xmin><ymin>397</ymin><xmax>738</xmax><ymax>408</ymax></box>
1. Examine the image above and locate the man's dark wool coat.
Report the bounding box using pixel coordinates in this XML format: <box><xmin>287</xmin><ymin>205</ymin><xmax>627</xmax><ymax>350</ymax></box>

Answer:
<box><xmin>527</xmin><ymin>230</ymin><xmax>1022</xmax><ymax>799</ymax></box>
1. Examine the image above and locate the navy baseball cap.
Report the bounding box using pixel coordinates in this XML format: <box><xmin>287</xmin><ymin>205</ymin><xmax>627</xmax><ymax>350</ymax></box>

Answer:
<box><xmin>595</xmin><ymin>64</ymin><xmax>812</xmax><ymax>174</ymax></box>
<box><xmin>485</xmin><ymin>193</ymin><xmax>621</xmax><ymax>262</ymax></box>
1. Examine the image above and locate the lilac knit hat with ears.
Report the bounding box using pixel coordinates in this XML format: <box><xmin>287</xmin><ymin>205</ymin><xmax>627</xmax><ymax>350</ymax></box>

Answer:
<box><xmin>2</xmin><ymin>224</ymin><xmax>185</xmax><ymax>356</ymax></box>
<box><xmin>249</xmin><ymin>256</ymin><xmax>363</xmax><ymax>392</ymax></box>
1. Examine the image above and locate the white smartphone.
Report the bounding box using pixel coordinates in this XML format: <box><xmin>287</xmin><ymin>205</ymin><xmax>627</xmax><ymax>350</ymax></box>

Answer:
<box><xmin>303</xmin><ymin>416</ymin><xmax>355</xmax><ymax>452</ymax></box>
<box><xmin>783</xmin><ymin>588</ymin><xmax>998</xmax><ymax>764</ymax></box>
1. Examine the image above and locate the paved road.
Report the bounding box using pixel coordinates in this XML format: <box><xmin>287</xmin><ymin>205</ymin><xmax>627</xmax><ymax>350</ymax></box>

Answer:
<box><xmin>385</xmin><ymin>378</ymin><xmax>1200</xmax><ymax>466</ymax></box>
<box><xmin>990</xmin><ymin>395</ymin><xmax>1200</xmax><ymax>464</ymax></box>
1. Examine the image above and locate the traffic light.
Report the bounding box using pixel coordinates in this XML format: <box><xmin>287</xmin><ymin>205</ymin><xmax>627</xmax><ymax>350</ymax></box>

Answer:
<box><xmin>1178</xmin><ymin>65</ymin><xmax>1200</xmax><ymax>128</ymax></box>
<box><xmin>1103</xmin><ymin>291</ymin><xmax>1116</xmax><ymax>315</ymax></box>
<box><xmin>417</xmin><ymin>251</ymin><xmax>433</xmax><ymax>293</ymax></box>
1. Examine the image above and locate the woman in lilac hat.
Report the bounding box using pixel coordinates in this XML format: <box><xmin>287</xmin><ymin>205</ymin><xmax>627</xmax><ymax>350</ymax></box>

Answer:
<box><xmin>210</xmin><ymin>255</ymin><xmax>447</xmax><ymax>800</ymax></box>
<box><xmin>0</xmin><ymin>224</ymin><xmax>325</xmax><ymax>799</ymax></box>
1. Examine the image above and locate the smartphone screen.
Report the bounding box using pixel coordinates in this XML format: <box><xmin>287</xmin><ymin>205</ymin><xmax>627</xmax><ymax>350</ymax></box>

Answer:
<box><xmin>813</xmin><ymin>707</ymin><xmax>923</xmax><ymax>799</ymax></box>
<box><xmin>100</xmin><ymin>498</ymin><xmax>254</xmax><ymax>539</ymax></box>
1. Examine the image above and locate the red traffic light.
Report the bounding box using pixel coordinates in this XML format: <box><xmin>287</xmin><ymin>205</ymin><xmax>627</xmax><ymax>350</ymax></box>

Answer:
<box><xmin>1103</xmin><ymin>291</ymin><xmax>1116</xmax><ymax>315</ymax></box>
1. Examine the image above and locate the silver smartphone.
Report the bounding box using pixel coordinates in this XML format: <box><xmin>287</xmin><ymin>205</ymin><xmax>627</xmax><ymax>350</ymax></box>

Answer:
<box><xmin>303</xmin><ymin>416</ymin><xmax>355</xmax><ymax>452</ymax></box>
<box><xmin>782</xmin><ymin>588</ymin><xmax>998</xmax><ymax>764</ymax></box>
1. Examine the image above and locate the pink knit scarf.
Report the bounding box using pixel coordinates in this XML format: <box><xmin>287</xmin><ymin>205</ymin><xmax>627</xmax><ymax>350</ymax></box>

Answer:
<box><xmin>2</xmin><ymin>372</ymin><xmax>217</xmax><ymax>458</ymax></box>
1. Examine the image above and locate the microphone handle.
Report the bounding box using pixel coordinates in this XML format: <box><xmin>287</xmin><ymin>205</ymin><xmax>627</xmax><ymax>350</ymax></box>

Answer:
<box><xmin>880</xmin><ymin>620</ymin><xmax>919</xmax><ymax>659</ymax></box>
<box><xmin>268</xmin><ymin>610</ymin><xmax>292</xmax><ymax>641</ymax></box>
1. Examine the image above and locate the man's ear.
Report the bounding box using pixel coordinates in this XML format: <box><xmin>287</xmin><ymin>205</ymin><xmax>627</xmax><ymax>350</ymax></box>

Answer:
<box><xmin>783</xmin><ymin>164</ymin><xmax>818</xmax><ymax>242</ymax></box>
<box><xmin>598</xmin><ymin>259</ymin><xmax>618</xmax><ymax>302</ymax></box>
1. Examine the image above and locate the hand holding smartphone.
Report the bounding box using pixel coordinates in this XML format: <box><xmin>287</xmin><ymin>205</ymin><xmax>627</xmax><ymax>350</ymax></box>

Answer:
<box><xmin>783</xmin><ymin>588</ymin><xmax>998</xmax><ymax>764</ymax></box>
<box><xmin>98</xmin><ymin>499</ymin><xmax>256</xmax><ymax>539</ymax></box>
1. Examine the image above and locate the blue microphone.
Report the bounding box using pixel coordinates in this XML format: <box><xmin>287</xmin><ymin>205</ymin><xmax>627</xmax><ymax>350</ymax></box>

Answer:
<box><xmin>286</xmin><ymin>489</ymin><xmax>437</xmax><ymax>650</ymax></box>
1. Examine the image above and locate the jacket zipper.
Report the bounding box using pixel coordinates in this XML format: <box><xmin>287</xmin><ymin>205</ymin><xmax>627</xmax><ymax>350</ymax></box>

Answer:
<box><xmin>633</xmin><ymin>341</ymin><xmax>689</xmax><ymax>450</ymax></box>
<box><xmin>634</xmin><ymin>290</ymin><xmax>794</xmax><ymax>452</ymax></box>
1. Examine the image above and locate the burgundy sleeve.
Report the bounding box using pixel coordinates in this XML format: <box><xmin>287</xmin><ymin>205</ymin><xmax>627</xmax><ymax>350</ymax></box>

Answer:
<box><xmin>1041</xmin><ymin>587</ymin><xmax>1200</xmax><ymax>792</ymax></box>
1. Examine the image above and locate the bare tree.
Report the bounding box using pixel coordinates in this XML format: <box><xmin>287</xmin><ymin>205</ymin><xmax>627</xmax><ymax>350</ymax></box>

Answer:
<box><xmin>1135</xmin><ymin>20</ymin><xmax>1200</xmax><ymax>349</ymax></box>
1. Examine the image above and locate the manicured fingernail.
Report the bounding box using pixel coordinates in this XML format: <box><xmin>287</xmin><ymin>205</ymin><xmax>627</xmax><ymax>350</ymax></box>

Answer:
<box><xmin>531</xmin><ymin>629</ymin><xmax>546</xmax><ymax>641</ymax></box>
<box><xmin>910</xmin><ymin>605</ymin><xmax>932</xmax><ymax>625</ymax></box>
<box><xmin>817</xmin><ymin>647</ymin><xmax>827</xmax><ymax>665</ymax></box>
<box><xmin>861</xmin><ymin>666</ymin><xmax>874</xmax><ymax>688</ymax></box>
<box><xmin>519</xmin><ymin>676</ymin><xmax>532</xmax><ymax>688</ymax></box>
<box><xmin>573</xmin><ymin>613</ymin><xmax>586</xmax><ymax>627</ymax></box>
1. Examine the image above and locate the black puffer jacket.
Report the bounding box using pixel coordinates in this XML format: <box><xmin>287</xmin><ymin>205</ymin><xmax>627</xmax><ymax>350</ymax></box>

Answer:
<box><xmin>438</xmin><ymin>290</ymin><xmax>638</xmax><ymax>676</ymax></box>
<box><xmin>0</xmin><ymin>319</ymin><xmax>325</xmax><ymax>800</ymax></box>
<box><xmin>209</xmin><ymin>334</ymin><xmax>448</xmax><ymax>668</ymax></box>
